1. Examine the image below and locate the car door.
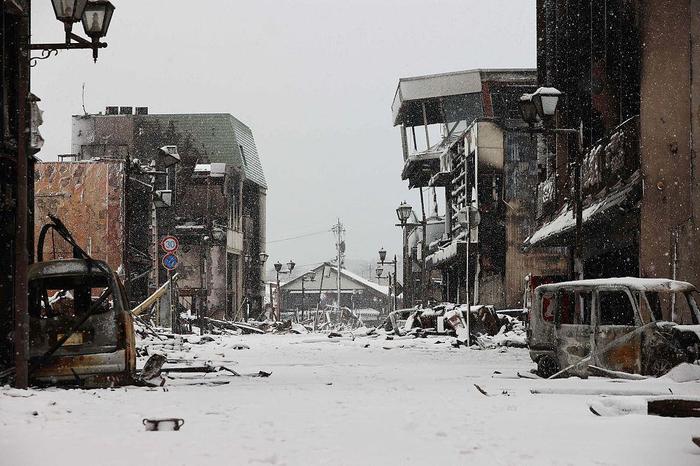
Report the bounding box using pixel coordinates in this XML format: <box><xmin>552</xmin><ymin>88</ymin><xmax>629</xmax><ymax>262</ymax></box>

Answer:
<box><xmin>593</xmin><ymin>286</ymin><xmax>642</xmax><ymax>374</ymax></box>
<box><xmin>554</xmin><ymin>288</ymin><xmax>594</xmax><ymax>376</ymax></box>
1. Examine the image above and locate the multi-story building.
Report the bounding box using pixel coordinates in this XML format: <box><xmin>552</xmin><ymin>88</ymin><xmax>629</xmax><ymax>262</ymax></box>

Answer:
<box><xmin>392</xmin><ymin>69</ymin><xmax>567</xmax><ymax>308</ymax></box>
<box><xmin>525</xmin><ymin>0</ymin><xmax>700</xmax><ymax>286</ymax></box>
<box><xmin>61</xmin><ymin>108</ymin><xmax>268</xmax><ymax>320</ymax></box>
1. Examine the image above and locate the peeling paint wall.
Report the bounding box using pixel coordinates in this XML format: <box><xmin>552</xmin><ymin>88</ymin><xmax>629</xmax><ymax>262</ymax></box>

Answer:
<box><xmin>34</xmin><ymin>161</ymin><xmax>125</xmax><ymax>273</ymax></box>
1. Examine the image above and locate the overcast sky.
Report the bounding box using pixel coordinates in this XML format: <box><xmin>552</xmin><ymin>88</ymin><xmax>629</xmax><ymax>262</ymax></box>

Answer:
<box><xmin>31</xmin><ymin>0</ymin><xmax>536</xmax><ymax>275</ymax></box>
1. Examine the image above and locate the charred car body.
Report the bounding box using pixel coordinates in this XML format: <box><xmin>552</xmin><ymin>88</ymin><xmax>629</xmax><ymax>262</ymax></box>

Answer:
<box><xmin>527</xmin><ymin>278</ymin><xmax>700</xmax><ymax>377</ymax></box>
<box><xmin>27</xmin><ymin>216</ymin><xmax>136</xmax><ymax>387</ymax></box>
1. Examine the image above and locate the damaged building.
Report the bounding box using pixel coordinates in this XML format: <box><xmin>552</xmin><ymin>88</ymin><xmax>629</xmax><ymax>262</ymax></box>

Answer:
<box><xmin>34</xmin><ymin>108</ymin><xmax>267</xmax><ymax>321</ymax></box>
<box><xmin>524</xmin><ymin>0</ymin><xmax>700</xmax><ymax>286</ymax></box>
<box><xmin>392</xmin><ymin>69</ymin><xmax>567</xmax><ymax>309</ymax></box>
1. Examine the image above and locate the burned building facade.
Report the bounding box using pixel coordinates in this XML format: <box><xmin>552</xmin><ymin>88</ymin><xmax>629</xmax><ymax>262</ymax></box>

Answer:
<box><xmin>392</xmin><ymin>69</ymin><xmax>567</xmax><ymax>309</ymax></box>
<box><xmin>525</xmin><ymin>0</ymin><xmax>700</xmax><ymax>285</ymax></box>
<box><xmin>34</xmin><ymin>109</ymin><xmax>267</xmax><ymax>321</ymax></box>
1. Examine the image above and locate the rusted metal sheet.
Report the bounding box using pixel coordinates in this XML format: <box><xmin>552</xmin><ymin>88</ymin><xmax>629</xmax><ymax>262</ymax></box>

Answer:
<box><xmin>34</xmin><ymin>161</ymin><xmax>126</xmax><ymax>273</ymax></box>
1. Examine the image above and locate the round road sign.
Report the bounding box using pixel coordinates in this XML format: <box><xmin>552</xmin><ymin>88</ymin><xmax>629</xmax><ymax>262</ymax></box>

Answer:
<box><xmin>162</xmin><ymin>253</ymin><xmax>179</xmax><ymax>271</ymax></box>
<box><xmin>161</xmin><ymin>235</ymin><xmax>179</xmax><ymax>253</ymax></box>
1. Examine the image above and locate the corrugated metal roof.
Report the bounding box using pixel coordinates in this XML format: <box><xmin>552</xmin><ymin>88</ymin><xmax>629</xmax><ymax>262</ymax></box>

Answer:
<box><xmin>144</xmin><ymin>113</ymin><xmax>267</xmax><ymax>189</ymax></box>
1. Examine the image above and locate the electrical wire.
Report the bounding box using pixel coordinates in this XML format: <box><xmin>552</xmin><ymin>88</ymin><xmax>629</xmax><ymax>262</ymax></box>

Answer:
<box><xmin>266</xmin><ymin>229</ymin><xmax>331</xmax><ymax>244</ymax></box>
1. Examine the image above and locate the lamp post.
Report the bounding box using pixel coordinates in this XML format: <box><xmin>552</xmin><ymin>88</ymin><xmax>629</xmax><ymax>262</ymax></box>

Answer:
<box><xmin>33</xmin><ymin>1</ymin><xmax>116</xmax><ymax>64</ymax></box>
<box><xmin>300</xmin><ymin>271</ymin><xmax>316</xmax><ymax>320</ymax></box>
<box><xmin>257</xmin><ymin>252</ymin><xmax>269</xmax><ymax>321</ymax></box>
<box><xmin>375</xmin><ymin>264</ymin><xmax>394</xmax><ymax>315</ymax></box>
<box><xmin>518</xmin><ymin>87</ymin><xmax>584</xmax><ymax>280</ymax></box>
<box><xmin>377</xmin><ymin>247</ymin><xmax>398</xmax><ymax>312</ymax></box>
<box><xmin>273</xmin><ymin>259</ymin><xmax>295</xmax><ymax>321</ymax></box>
<box><xmin>395</xmin><ymin>201</ymin><xmax>413</xmax><ymax>306</ymax></box>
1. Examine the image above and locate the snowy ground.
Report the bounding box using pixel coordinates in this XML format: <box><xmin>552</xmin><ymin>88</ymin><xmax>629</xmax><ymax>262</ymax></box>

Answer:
<box><xmin>1</xmin><ymin>333</ymin><xmax>699</xmax><ymax>465</ymax></box>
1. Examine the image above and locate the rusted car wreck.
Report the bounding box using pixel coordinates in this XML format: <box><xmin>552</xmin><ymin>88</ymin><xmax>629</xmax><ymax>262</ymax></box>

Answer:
<box><xmin>528</xmin><ymin>278</ymin><xmax>700</xmax><ymax>378</ymax></box>
<box><xmin>27</xmin><ymin>216</ymin><xmax>136</xmax><ymax>387</ymax></box>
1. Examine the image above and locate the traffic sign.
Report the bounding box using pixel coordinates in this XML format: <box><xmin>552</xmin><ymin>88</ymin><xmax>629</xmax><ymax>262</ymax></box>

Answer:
<box><xmin>161</xmin><ymin>235</ymin><xmax>179</xmax><ymax>253</ymax></box>
<box><xmin>162</xmin><ymin>253</ymin><xmax>179</xmax><ymax>271</ymax></box>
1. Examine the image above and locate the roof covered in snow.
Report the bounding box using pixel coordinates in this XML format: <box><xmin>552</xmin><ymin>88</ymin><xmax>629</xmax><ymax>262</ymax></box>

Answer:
<box><xmin>281</xmin><ymin>263</ymin><xmax>390</xmax><ymax>296</ymax></box>
<box><xmin>536</xmin><ymin>277</ymin><xmax>697</xmax><ymax>293</ymax></box>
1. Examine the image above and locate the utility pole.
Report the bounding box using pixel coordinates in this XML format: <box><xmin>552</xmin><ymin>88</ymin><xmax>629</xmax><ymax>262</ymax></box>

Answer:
<box><xmin>332</xmin><ymin>219</ymin><xmax>345</xmax><ymax>314</ymax></box>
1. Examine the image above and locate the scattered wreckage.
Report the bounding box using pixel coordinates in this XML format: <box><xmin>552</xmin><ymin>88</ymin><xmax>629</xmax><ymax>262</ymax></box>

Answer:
<box><xmin>527</xmin><ymin>278</ymin><xmax>700</xmax><ymax>378</ymax></box>
<box><xmin>383</xmin><ymin>303</ymin><xmax>524</xmax><ymax>347</ymax></box>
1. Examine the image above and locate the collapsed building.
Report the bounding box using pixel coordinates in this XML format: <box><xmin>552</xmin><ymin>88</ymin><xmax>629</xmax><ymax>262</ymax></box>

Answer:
<box><xmin>392</xmin><ymin>69</ymin><xmax>567</xmax><ymax>309</ymax></box>
<box><xmin>34</xmin><ymin>108</ymin><xmax>267</xmax><ymax>322</ymax></box>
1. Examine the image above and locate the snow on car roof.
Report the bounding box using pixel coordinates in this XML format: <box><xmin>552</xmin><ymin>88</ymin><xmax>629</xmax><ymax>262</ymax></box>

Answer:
<box><xmin>536</xmin><ymin>277</ymin><xmax>696</xmax><ymax>292</ymax></box>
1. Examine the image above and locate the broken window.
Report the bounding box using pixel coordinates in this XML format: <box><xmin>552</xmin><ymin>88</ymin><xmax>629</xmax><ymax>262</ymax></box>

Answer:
<box><xmin>30</xmin><ymin>274</ymin><xmax>112</xmax><ymax>319</ymax></box>
<box><xmin>556</xmin><ymin>289</ymin><xmax>592</xmax><ymax>325</ymax></box>
<box><xmin>28</xmin><ymin>273</ymin><xmax>118</xmax><ymax>357</ymax></box>
<box><xmin>598</xmin><ymin>290</ymin><xmax>635</xmax><ymax>326</ymax></box>
<box><xmin>644</xmin><ymin>291</ymin><xmax>700</xmax><ymax>325</ymax></box>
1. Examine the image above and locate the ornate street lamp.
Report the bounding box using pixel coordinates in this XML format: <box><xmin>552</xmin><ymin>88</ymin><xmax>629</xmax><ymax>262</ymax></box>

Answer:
<box><xmin>378</xmin><ymin>247</ymin><xmax>387</xmax><ymax>263</ymax></box>
<box><xmin>396</xmin><ymin>201</ymin><xmax>412</xmax><ymax>226</ymax></box>
<box><xmin>51</xmin><ymin>0</ymin><xmax>89</xmax><ymax>29</ymax></box>
<box><xmin>273</xmin><ymin>259</ymin><xmax>294</xmax><ymax>321</ymax></box>
<box><xmin>395</xmin><ymin>201</ymin><xmax>415</xmax><ymax>306</ymax></box>
<box><xmin>518</xmin><ymin>93</ymin><xmax>539</xmax><ymax>126</ymax></box>
<box><xmin>259</xmin><ymin>252</ymin><xmax>269</xmax><ymax>265</ymax></box>
<box><xmin>531</xmin><ymin>87</ymin><xmax>562</xmax><ymax>120</ymax></box>
<box><xmin>33</xmin><ymin>0</ymin><xmax>116</xmax><ymax>64</ymax></box>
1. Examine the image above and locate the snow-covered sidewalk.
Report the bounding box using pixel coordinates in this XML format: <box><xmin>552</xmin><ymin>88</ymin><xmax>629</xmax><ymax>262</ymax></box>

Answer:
<box><xmin>1</xmin><ymin>333</ymin><xmax>699</xmax><ymax>465</ymax></box>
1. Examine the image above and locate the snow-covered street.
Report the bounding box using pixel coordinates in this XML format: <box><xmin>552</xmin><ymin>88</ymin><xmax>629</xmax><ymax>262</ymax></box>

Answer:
<box><xmin>1</xmin><ymin>333</ymin><xmax>699</xmax><ymax>465</ymax></box>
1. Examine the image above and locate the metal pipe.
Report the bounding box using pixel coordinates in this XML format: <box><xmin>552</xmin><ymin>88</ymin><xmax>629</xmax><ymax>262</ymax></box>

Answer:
<box><xmin>419</xmin><ymin>189</ymin><xmax>428</xmax><ymax>305</ymax></box>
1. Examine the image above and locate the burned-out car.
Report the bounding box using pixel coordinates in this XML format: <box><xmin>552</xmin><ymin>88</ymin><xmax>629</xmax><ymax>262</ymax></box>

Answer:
<box><xmin>527</xmin><ymin>278</ymin><xmax>700</xmax><ymax>377</ymax></box>
<box><xmin>28</xmin><ymin>259</ymin><xmax>136</xmax><ymax>386</ymax></box>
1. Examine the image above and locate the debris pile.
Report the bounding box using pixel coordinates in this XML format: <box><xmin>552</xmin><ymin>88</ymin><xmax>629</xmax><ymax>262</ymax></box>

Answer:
<box><xmin>382</xmin><ymin>303</ymin><xmax>525</xmax><ymax>348</ymax></box>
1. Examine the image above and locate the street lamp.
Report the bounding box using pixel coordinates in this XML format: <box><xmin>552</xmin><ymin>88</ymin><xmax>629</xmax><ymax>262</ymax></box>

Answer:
<box><xmin>395</xmin><ymin>201</ymin><xmax>416</xmax><ymax>307</ymax></box>
<box><xmin>51</xmin><ymin>0</ymin><xmax>88</xmax><ymax>27</ymax></box>
<box><xmin>396</xmin><ymin>202</ymin><xmax>412</xmax><ymax>225</ymax></box>
<box><xmin>34</xmin><ymin>0</ymin><xmax>116</xmax><ymax>64</ymax></box>
<box><xmin>259</xmin><ymin>252</ymin><xmax>269</xmax><ymax>265</ymax></box>
<box><xmin>377</xmin><ymin>247</ymin><xmax>398</xmax><ymax>313</ymax></box>
<box><xmin>517</xmin><ymin>87</ymin><xmax>584</xmax><ymax>279</ymax></box>
<box><xmin>273</xmin><ymin>259</ymin><xmax>295</xmax><ymax>321</ymax></box>
<box><xmin>531</xmin><ymin>87</ymin><xmax>562</xmax><ymax>121</ymax></box>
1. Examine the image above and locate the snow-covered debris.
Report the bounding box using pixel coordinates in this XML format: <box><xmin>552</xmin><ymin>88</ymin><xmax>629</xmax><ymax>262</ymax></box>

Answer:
<box><xmin>661</xmin><ymin>363</ymin><xmax>700</xmax><ymax>383</ymax></box>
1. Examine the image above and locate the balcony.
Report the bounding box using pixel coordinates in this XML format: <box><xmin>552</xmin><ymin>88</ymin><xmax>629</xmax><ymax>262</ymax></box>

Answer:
<box><xmin>582</xmin><ymin>116</ymin><xmax>639</xmax><ymax>198</ymax></box>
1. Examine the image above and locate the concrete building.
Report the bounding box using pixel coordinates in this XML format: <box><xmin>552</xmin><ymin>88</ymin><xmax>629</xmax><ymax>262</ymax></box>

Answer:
<box><xmin>39</xmin><ymin>109</ymin><xmax>268</xmax><ymax>320</ymax></box>
<box><xmin>392</xmin><ymin>69</ymin><xmax>567</xmax><ymax>309</ymax></box>
<box><xmin>525</xmin><ymin>0</ymin><xmax>700</xmax><ymax>286</ymax></box>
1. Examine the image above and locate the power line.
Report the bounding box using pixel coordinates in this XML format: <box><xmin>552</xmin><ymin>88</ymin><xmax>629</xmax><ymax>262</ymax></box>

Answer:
<box><xmin>267</xmin><ymin>229</ymin><xmax>331</xmax><ymax>244</ymax></box>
